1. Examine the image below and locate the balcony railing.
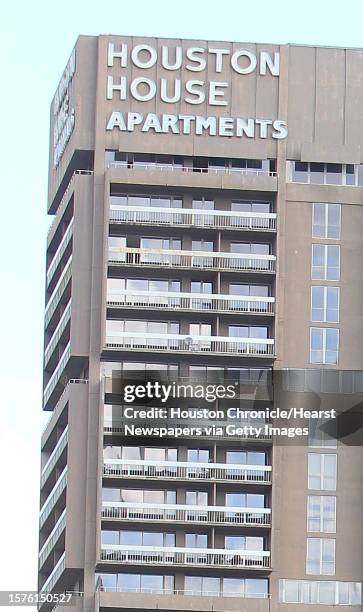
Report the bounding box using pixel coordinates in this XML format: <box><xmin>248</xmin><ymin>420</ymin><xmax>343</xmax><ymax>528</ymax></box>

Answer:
<box><xmin>100</xmin><ymin>545</ymin><xmax>270</xmax><ymax>569</ymax></box>
<box><xmin>45</xmin><ymin>259</ymin><xmax>72</xmax><ymax>328</ymax></box>
<box><xmin>109</xmin><ymin>205</ymin><xmax>276</xmax><ymax>231</ymax></box>
<box><xmin>103</xmin><ymin>459</ymin><xmax>272</xmax><ymax>484</ymax></box>
<box><xmin>101</xmin><ymin>502</ymin><xmax>271</xmax><ymax>527</ymax></box>
<box><xmin>109</xmin><ymin>161</ymin><xmax>276</xmax><ymax>178</ymax></box>
<box><xmin>97</xmin><ymin>584</ymin><xmax>269</xmax><ymax>599</ymax></box>
<box><xmin>44</xmin><ymin>302</ymin><xmax>72</xmax><ymax>366</ymax></box>
<box><xmin>40</xmin><ymin>551</ymin><xmax>65</xmax><ymax>593</ymax></box>
<box><xmin>40</xmin><ymin>426</ymin><xmax>69</xmax><ymax>488</ymax></box>
<box><xmin>108</xmin><ymin>247</ymin><xmax>276</xmax><ymax>273</ymax></box>
<box><xmin>39</xmin><ymin>467</ymin><xmax>67</xmax><ymax>528</ymax></box>
<box><xmin>43</xmin><ymin>342</ymin><xmax>71</xmax><ymax>407</ymax></box>
<box><xmin>106</xmin><ymin>291</ymin><xmax>275</xmax><ymax>315</ymax></box>
<box><xmin>105</xmin><ymin>333</ymin><xmax>274</xmax><ymax>357</ymax></box>
<box><xmin>39</xmin><ymin>510</ymin><xmax>66</xmax><ymax>568</ymax></box>
<box><xmin>46</xmin><ymin>219</ymin><xmax>73</xmax><ymax>287</ymax></box>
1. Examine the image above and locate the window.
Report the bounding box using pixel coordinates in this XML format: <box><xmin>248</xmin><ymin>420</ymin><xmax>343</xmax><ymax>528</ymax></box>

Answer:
<box><xmin>306</xmin><ymin>538</ymin><xmax>335</xmax><ymax>575</ymax></box>
<box><xmin>231</xmin><ymin>201</ymin><xmax>271</xmax><ymax>213</ymax></box>
<box><xmin>310</xmin><ymin>328</ymin><xmax>339</xmax><ymax>364</ymax></box>
<box><xmin>288</xmin><ymin>161</ymin><xmax>359</xmax><ymax>186</ymax></box>
<box><xmin>279</xmin><ymin>580</ymin><xmax>362</xmax><ymax>605</ymax></box>
<box><xmin>110</xmin><ymin>194</ymin><xmax>183</xmax><ymax>208</ymax></box>
<box><xmin>191</xmin><ymin>281</ymin><xmax>213</xmax><ymax>294</ymax></box>
<box><xmin>307</xmin><ymin>496</ymin><xmax>336</xmax><ymax>533</ymax></box>
<box><xmin>187</xmin><ymin>449</ymin><xmax>210</xmax><ymax>463</ymax></box>
<box><xmin>185</xmin><ymin>533</ymin><xmax>208</xmax><ymax>548</ymax></box>
<box><xmin>192</xmin><ymin>199</ymin><xmax>214</xmax><ymax>210</ymax></box>
<box><xmin>311</xmin><ymin>287</ymin><xmax>339</xmax><ymax>323</ymax></box>
<box><xmin>116</xmin><ymin>531</ymin><xmax>175</xmax><ymax>547</ymax></box>
<box><xmin>230</xmin><ymin>242</ymin><xmax>270</xmax><ymax>255</ymax></box>
<box><xmin>229</xmin><ymin>325</ymin><xmax>268</xmax><ymax>339</ymax></box>
<box><xmin>311</xmin><ymin>244</ymin><xmax>340</xmax><ymax>280</ymax></box>
<box><xmin>225</xmin><ymin>492</ymin><xmax>265</xmax><ymax>508</ymax></box>
<box><xmin>102</xmin><ymin>488</ymin><xmax>176</xmax><ymax>504</ymax></box>
<box><xmin>312</xmin><ymin>203</ymin><xmax>341</xmax><ymax>239</ymax></box>
<box><xmin>226</xmin><ymin>451</ymin><xmax>266</xmax><ymax>465</ymax></box>
<box><xmin>225</xmin><ymin>536</ymin><xmax>264</xmax><ymax>550</ymax></box>
<box><xmin>140</xmin><ymin>237</ymin><xmax>182</xmax><ymax>249</ymax></box>
<box><xmin>192</xmin><ymin>239</ymin><xmax>214</xmax><ymax>251</ymax></box>
<box><xmin>309</xmin><ymin>417</ymin><xmax>337</xmax><ymax>448</ymax></box>
<box><xmin>186</xmin><ymin>491</ymin><xmax>208</xmax><ymax>505</ymax></box>
<box><xmin>184</xmin><ymin>576</ymin><xmax>219</xmax><ymax>596</ymax></box>
<box><xmin>114</xmin><ymin>573</ymin><xmax>174</xmax><ymax>594</ymax></box>
<box><xmin>308</xmin><ymin>454</ymin><xmax>337</xmax><ymax>491</ymax></box>
<box><xmin>229</xmin><ymin>283</ymin><xmax>270</xmax><ymax>297</ymax></box>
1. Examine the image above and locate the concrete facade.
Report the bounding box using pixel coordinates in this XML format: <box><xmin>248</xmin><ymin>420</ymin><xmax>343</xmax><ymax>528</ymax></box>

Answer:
<box><xmin>39</xmin><ymin>35</ymin><xmax>363</xmax><ymax>611</ymax></box>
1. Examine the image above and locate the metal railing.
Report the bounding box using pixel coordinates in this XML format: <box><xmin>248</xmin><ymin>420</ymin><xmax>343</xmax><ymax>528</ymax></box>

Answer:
<box><xmin>39</xmin><ymin>467</ymin><xmax>67</xmax><ymax>528</ymax></box>
<box><xmin>97</xmin><ymin>584</ymin><xmax>269</xmax><ymax>599</ymax></box>
<box><xmin>44</xmin><ymin>302</ymin><xmax>72</xmax><ymax>366</ymax></box>
<box><xmin>45</xmin><ymin>260</ymin><xmax>72</xmax><ymax>327</ymax></box>
<box><xmin>106</xmin><ymin>291</ymin><xmax>275</xmax><ymax>314</ymax></box>
<box><xmin>43</xmin><ymin>343</ymin><xmax>71</xmax><ymax>407</ymax></box>
<box><xmin>40</xmin><ymin>552</ymin><xmax>65</xmax><ymax>593</ymax></box>
<box><xmin>108</xmin><ymin>247</ymin><xmax>276</xmax><ymax>272</ymax></box>
<box><xmin>39</xmin><ymin>510</ymin><xmax>66</xmax><ymax>568</ymax></box>
<box><xmin>101</xmin><ymin>502</ymin><xmax>271</xmax><ymax>527</ymax></box>
<box><xmin>40</xmin><ymin>426</ymin><xmax>69</xmax><ymax>488</ymax></box>
<box><xmin>103</xmin><ymin>459</ymin><xmax>271</xmax><ymax>483</ymax></box>
<box><xmin>109</xmin><ymin>161</ymin><xmax>277</xmax><ymax>178</ymax></box>
<box><xmin>100</xmin><ymin>545</ymin><xmax>270</xmax><ymax>569</ymax></box>
<box><xmin>46</xmin><ymin>219</ymin><xmax>73</xmax><ymax>287</ymax></box>
<box><xmin>109</xmin><ymin>205</ymin><xmax>276</xmax><ymax>230</ymax></box>
<box><xmin>105</xmin><ymin>333</ymin><xmax>274</xmax><ymax>356</ymax></box>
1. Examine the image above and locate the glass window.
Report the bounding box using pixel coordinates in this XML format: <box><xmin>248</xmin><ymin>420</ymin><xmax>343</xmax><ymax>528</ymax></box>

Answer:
<box><xmin>293</xmin><ymin>161</ymin><xmax>309</xmax><ymax>182</ymax></box>
<box><xmin>310</xmin><ymin>162</ymin><xmax>325</xmax><ymax>185</ymax></box>
<box><xmin>312</xmin><ymin>203</ymin><xmax>341</xmax><ymax>239</ymax></box>
<box><xmin>308</xmin><ymin>453</ymin><xmax>337</xmax><ymax>491</ymax></box>
<box><xmin>187</xmin><ymin>449</ymin><xmax>209</xmax><ymax>463</ymax></box>
<box><xmin>309</xmin><ymin>417</ymin><xmax>337</xmax><ymax>448</ymax></box>
<box><xmin>310</xmin><ymin>328</ymin><xmax>339</xmax><ymax>364</ymax></box>
<box><xmin>311</xmin><ymin>286</ymin><xmax>339</xmax><ymax>323</ymax></box>
<box><xmin>306</xmin><ymin>538</ymin><xmax>335</xmax><ymax>575</ymax></box>
<box><xmin>245</xmin><ymin>578</ymin><xmax>268</xmax><ymax>598</ymax></box>
<box><xmin>307</xmin><ymin>496</ymin><xmax>336</xmax><ymax>533</ymax></box>
<box><xmin>186</xmin><ymin>491</ymin><xmax>208</xmax><ymax>505</ymax></box>
<box><xmin>312</xmin><ymin>244</ymin><xmax>340</xmax><ymax>281</ymax></box>
<box><xmin>192</xmin><ymin>199</ymin><xmax>214</xmax><ymax>210</ymax></box>
<box><xmin>281</xmin><ymin>579</ymin><xmax>300</xmax><ymax>603</ymax></box>
<box><xmin>326</xmin><ymin>163</ymin><xmax>342</xmax><ymax>185</ymax></box>
<box><xmin>185</xmin><ymin>533</ymin><xmax>208</xmax><ymax>548</ymax></box>
<box><xmin>192</xmin><ymin>240</ymin><xmax>214</xmax><ymax>252</ymax></box>
<box><xmin>191</xmin><ymin>281</ymin><xmax>213</xmax><ymax>293</ymax></box>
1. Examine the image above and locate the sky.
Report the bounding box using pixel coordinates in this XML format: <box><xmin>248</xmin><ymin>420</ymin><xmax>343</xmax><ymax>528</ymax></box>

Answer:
<box><xmin>1</xmin><ymin>0</ymin><xmax>363</xmax><ymax>603</ymax></box>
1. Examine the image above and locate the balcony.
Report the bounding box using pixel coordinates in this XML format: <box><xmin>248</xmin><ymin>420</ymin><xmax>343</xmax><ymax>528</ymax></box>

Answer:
<box><xmin>40</xmin><ymin>551</ymin><xmax>65</xmax><ymax>593</ymax></box>
<box><xmin>100</xmin><ymin>545</ymin><xmax>270</xmax><ymax>570</ymax></box>
<box><xmin>103</xmin><ymin>459</ymin><xmax>272</xmax><ymax>484</ymax></box>
<box><xmin>108</xmin><ymin>247</ymin><xmax>276</xmax><ymax>273</ymax></box>
<box><xmin>104</xmin><ymin>333</ymin><xmax>274</xmax><ymax>357</ymax></box>
<box><xmin>44</xmin><ymin>302</ymin><xmax>71</xmax><ymax>367</ymax></box>
<box><xmin>107</xmin><ymin>291</ymin><xmax>275</xmax><ymax>315</ymax></box>
<box><xmin>108</xmin><ymin>162</ymin><xmax>278</xmax><ymax>193</ymax></box>
<box><xmin>39</xmin><ymin>467</ymin><xmax>67</xmax><ymax>528</ymax></box>
<box><xmin>109</xmin><ymin>206</ymin><xmax>276</xmax><ymax>232</ymax></box>
<box><xmin>39</xmin><ymin>510</ymin><xmax>66</xmax><ymax>569</ymax></box>
<box><xmin>40</xmin><ymin>426</ymin><xmax>68</xmax><ymax>488</ymax></box>
<box><xmin>43</xmin><ymin>342</ymin><xmax>71</xmax><ymax>407</ymax></box>
<box><xmin>96</xmin><ymin>589</ymin><xmax>269</xmax><ymax>612</ymax></box>
<box><xmin>101</xmin><ymin>502</ymin><xmax>271</xmax><ymax>527</ymax></box>
<box><xmin>46</xmin><ymin>219</ymin><xmax>73</xmax><ymax>287</ymax></box>
<box><xmin>45</xmin><ymin>260</ymin><xmax>72</xmax><ymax>328</ymax></box>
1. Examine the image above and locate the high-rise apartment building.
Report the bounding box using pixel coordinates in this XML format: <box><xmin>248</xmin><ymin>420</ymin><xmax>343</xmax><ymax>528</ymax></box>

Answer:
<box><xmin>39</xmin><ymin>36</ymin><xmax>363</xmax><ymax>611</ymax></box>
